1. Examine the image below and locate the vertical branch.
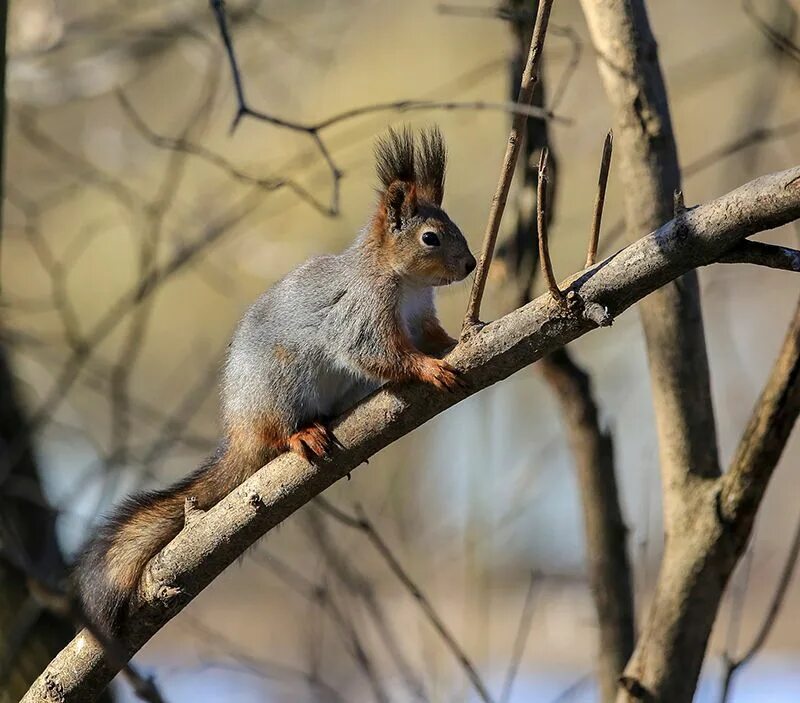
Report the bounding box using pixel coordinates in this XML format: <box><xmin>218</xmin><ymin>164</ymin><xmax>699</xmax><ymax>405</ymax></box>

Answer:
<box><xmin>586</xmin><ymin>130</ymin><xmax>613</xmax><ymax>267</ymax></box>
<box><xmin>462</xmin><ymin>0</ymin><xmax>555</xmax><ymax>330</ymax></box>
<box><xmin>540</xmin><ymin>350</ymin><xmax>634</xmax><ymax>703</ymax></box>
<box><xmin>578</xmin><ymin>1</ymin><xmax>738</xmax><ymax>700</ymax></box>
<box><xmin>496</xmin><ymin>5</ymin><xmax>633</xmax><ymax>700</ymax></box>
<box><xmin>536</xmin><ymin>147</ymin><xmax>564</xmax><ymax>303</ymax></box>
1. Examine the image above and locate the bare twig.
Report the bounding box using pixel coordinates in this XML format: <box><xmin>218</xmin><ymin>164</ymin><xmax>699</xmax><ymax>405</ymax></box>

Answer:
<box><xmin>463</xmin><ymin>0</ymin><xmax>555</xmax><ymax>329</ymax></box>
<box><xmin>673</xmin><ymin>189</ymin><xmax>686</xmax><ymax>217</ymax></box>
<box><xmin>499</xmin><ymin>571</ymin><xmax>539</xmax><ymax>703</ymax></box>
<box><xmin>210</xmin><ymin>0</ymin><xmax>565</xmax><ymax>217</ymax></box>
<box><xmin>536</xmin><ymin>147</ymin><xmax>563</xmax><ymax>303</ymax></box>
<box><xmin>317</xmin><ymin>499</ymin><xmax>495</xmax><ymax>703</ymax></box>
<box><xmin>586</xmin><ymin>130</ymin><xmax>613</xmax><ymax>267</ymax></box>
<box><xmin>718</xmin><ymin>509</ymin><xmax>800</xmax><ymax>703</ymax></box>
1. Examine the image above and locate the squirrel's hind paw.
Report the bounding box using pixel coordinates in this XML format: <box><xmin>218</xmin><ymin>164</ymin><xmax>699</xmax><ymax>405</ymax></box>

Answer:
<box><xmin>288</xmin><ymin>422</ymin><xmax>336</xmax><ymax>463</ymax></box>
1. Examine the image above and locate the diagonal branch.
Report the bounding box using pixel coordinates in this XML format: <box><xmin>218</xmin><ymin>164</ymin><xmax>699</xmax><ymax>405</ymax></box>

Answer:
<box><xmin>717</xmin><ymin>239</ymin><xmax>800</xmax><ymax>272</ymax></box>
<box><xmin>721</xmin><ymin>298</ymin><xmax>800</xmax><ymax>532</ymax></box>
<box><xmin>19</xmin><ymin>167</ymin><xmax>800</xmax><ymax>703</ymax></box>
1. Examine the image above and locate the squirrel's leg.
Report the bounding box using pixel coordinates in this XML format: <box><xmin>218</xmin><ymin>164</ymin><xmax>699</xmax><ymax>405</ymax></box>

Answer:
<box><xmin>352</xmin><ymin>324</ymin><xmax>464</xmax><ymax>392</ymax></box>
<box><xmin>227</xmin><ymin>410</ymin><xmax>334</xmax><ymax>466</ymax></box>
<box><xmin>418</xmin><ymin>314</ymin><xmax>457</xmax><ymax>357</ymax></box>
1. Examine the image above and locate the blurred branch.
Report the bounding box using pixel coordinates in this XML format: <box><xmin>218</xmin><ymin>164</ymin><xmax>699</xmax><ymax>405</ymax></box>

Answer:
<box><xmin>718</xmin><ymin>508</ymin><xmax>800</xmax><ymax>703</ymax></box>
<box><xmin>317</xmin><ymin>499</ymin><xmax>494</xmax><ymax>703</ymax></box>
<box><xmin>743</xmin><ymin>0</ymin><xmax>800</xmax><ymax>65</ymax></box>
<box><xmin>210</xmin><ymin>0</ymin><xmax>563</xmax><ymax>217</ymax></box>
<box><xmin>498</xmin><ymin>571</ymin><xmax>538</xmax><ymax>703</ymax></box>
<box><xmin>20</xmin><ymin>165</ymin><xmax>800</xmax><ymax>703</ymax></box>
<box><xmin>721</xmin><ymin>299</ymin><xmax>800</xmax><ymax>530</ymax></box>
<box><xmin>304</xmin><ymin>509</ymin><xmax>427</xmax><ymax>702</ymax></box>
<box><xmin>540</xmin><ymin>349</ymin><xmax>634</xmax><ymax>702</ymax></box>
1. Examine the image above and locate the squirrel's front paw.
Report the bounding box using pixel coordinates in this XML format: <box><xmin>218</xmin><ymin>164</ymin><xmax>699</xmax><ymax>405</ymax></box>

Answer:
<box><xmin>418</xmin><ymin>358</ymin><xmax>465</xmax><ymax>392</ymax></box>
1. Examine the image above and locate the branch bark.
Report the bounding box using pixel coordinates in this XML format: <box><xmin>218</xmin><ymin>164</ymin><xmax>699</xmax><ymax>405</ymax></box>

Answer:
<box><xmin>577</xmin><ymin>0</ymin><xmax>761</xmax><ymax>699</ymax></box>
<box><xmin>19</xmin><ymin>167</ymin><xmax>800</xmax><ymax>703</ymax></box>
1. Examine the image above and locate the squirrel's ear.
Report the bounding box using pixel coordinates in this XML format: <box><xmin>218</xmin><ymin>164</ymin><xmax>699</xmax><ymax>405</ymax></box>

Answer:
<box><xmin>384</xmin><ymin>181</ymin><xmax>418</xmax><ymax>232</ymax></box>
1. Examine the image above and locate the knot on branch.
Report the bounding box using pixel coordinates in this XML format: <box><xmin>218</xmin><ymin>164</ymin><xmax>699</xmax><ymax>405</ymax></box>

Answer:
<box><xmin>619</xmin><ymin>675</ymin><xmax>648</xmax><ymax>700</ymax></box>
<box><xmin>156</xmin><ymin>584</ymin><xmax>183</xmax><ymax>609</ymax></box>
<box><xmin>248</xmin><ymin>491</ymin><xmax>263</xmax><ymax>509</ymax></box>
<box><xmin>183</xmin><ymin>496</ymin><xmax>204</xmax><ymax>529</ymax></box>
<box><xmin>44</xmin><ymin>673</ymin><xmax>65</xmax><ymax>703</ymax></box>
<box><xmin>564</xmin><ymin>290</ymin><xmax>614</xmax><ymax>327</ymax></box>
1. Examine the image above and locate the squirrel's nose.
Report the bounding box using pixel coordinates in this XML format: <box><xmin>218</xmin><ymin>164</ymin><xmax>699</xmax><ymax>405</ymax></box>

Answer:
<box><xmin>464</xmin><ymin>256</ymin><xmax>476</xmax><ymax>276</ymax></box>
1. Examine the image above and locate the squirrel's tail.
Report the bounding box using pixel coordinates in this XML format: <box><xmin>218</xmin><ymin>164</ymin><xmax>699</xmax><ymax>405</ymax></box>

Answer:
<box><xmin>75</xmin><ymin>440</ymin><xmax>269</xmax><ymax>635</ymax></box>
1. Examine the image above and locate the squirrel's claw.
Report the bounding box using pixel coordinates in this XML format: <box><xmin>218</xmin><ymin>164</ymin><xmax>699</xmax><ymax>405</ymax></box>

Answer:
<box><xmin>420</xmin><ymin>358</ymin><xmax>465</xmax><ymax>393</ymax></box>
<box><xmin>288</xmin><ymin>422</ymin><xmax>337</xmax><ymax>464</ymax></box>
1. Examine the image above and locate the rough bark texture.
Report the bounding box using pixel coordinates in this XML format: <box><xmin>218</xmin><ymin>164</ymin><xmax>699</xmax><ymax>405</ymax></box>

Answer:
<box><xmin>578</xmin><ymin>1</ymin><xmax>799</xmax><ymax>700</ymax></box>
<box><xmin>19</xmin><ymin>166</ymin><xmax>800</xmax><ymax>703</ymax></box>
<box><xmin>578</xmin><ymin>0</ymin><xmax>721</xmax><ymax>522</ymax></box>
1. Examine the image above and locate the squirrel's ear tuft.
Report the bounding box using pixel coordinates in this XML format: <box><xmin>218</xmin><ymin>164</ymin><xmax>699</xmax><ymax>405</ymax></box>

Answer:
<box><xmin>384</xmin><ymin>180</ymin><xmax>418</xmax><ymax>231</ymax></box>
<box><xmin>417</xmin><ymin>126</ymin><xmax>446</xmax><ymax>206</ymax></box>
<box><xmin>375</xmin><ymin>127</ymin><xmax>416</xmax><ymax>190</ymax></box>
<box><xmin>374</xmin><ymin>124</ymin><xmax>446</xmax><ymax>207</ymax></box>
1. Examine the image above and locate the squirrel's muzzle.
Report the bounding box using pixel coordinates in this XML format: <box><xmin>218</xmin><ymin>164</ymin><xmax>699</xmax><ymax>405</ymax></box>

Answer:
<box><xmin>463</xmin><ymin>255</ymin><xmax>476</xmax><ymax>276</ymax></box>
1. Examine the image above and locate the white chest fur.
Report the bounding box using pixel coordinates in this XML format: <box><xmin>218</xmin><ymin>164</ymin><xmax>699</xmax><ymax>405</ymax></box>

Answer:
<box><xmin>398</xmin><ymin>285</ymin><xmax>432</xmax><ymax>326</ymax></box>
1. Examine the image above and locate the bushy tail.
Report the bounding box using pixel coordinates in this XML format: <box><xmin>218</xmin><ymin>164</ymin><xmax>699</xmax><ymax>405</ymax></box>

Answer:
<box><xmin>74</xmin><ymin>441</ymin><xmax>267</xmax><ymax>635</ymax></box>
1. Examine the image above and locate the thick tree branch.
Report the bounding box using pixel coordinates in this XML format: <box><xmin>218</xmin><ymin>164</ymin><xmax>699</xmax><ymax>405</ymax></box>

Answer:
<box><xmin>579</xmin><ymin>0</ymin><xmax>721</xmax><ymax>529</ymax></box>
<box><xmin>19</xmin><ymin>167</ymin><xmax>800</xmax><ymax>703</ymax></box>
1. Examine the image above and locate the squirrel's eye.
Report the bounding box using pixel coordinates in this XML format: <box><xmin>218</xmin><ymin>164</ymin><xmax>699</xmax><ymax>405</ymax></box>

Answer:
<box><xmin>421</xmin><ymin>231</ymin><xmax>440</xmax><ymax>247</ymax></box>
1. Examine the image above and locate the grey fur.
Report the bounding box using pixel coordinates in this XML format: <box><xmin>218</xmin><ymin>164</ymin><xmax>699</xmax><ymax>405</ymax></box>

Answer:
<box><xmin>74</xmin><ymin>126</ymin><xmax>474</xmax><ymax>636</ymax></box>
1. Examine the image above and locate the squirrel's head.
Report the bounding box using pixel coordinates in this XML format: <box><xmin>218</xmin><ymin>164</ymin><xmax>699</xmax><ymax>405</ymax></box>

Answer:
<box><xmin>371</xmin><ymin>126</ymin><xmax>476</xmax><ymax>287</ymax></box>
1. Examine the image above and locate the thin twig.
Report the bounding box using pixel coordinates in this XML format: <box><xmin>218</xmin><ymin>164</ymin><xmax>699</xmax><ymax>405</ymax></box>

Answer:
<box><xmin>586</xmin><ymin>130</ymin><xmax>613</xmax><ymax>267</ymax></box>
<box><xmin>499</xmin><ymin>571</ymin><xmax>539</xmax><ymax>703</ymax></box>
<box><xmin>463</xmin><ymin>0</ymin><xmax>555</xmax><ymax>330</ymax></box>
<box><xmin>317</xmin><ymin>498</ymin><xmax>496</xmax><ymax>703</ymax></box>
<box><xmin>673</xmin><ymin>189</ymin><xmax>686</xmax><ymax>218</ymax></box>
<box><xmin>210</xmin><ymin>0</ymin><xmax>566</xmax><ymax>219</ymax></box>
<box><xmin>537</xmin><ymin>148</ymin><xmax>563</xmax><ymax>303</ymax></box>
<box><xmin>718</xmin><ymin>508</ymin><xmax>800</xmax><ymax>703</ymax></box>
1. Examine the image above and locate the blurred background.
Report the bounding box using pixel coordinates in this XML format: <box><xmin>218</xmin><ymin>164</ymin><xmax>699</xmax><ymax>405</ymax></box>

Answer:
<box><xmin>2</xmin><ymin>0</ymin><xmax>799</xmax><ymax>701</ymax></box>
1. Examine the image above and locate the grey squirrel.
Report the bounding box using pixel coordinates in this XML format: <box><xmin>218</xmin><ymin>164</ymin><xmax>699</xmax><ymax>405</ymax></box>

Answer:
<box><xmin>75</xmin><ymin>126</ymin><xmax>476</xmax><ymax>635</ymax></box>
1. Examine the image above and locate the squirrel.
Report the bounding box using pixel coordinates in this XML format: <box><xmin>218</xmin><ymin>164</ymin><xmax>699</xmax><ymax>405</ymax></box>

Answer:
<box><xmin>74</xmin><ymin>126</ymin><xmax>476</xmax><ymax>636</ymax></box>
